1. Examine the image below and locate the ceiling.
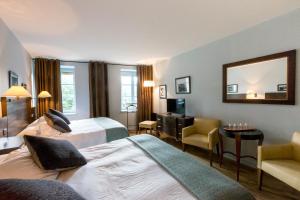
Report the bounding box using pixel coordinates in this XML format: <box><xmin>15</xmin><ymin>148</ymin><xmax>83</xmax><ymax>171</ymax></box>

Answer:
<box><xmin>0</xmin><ymin>0</ymin><xmax>299</xmax><ymax>64</ymax></box>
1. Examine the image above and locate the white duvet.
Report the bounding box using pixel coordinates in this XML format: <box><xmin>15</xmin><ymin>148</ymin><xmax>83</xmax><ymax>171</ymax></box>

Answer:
<box><xmin>0</xmin><ymin>138</ymin><xmax>195</xmax><ymax>200</ymax></box>
<box><xmin>59</xmin><ymin>139</ymin><xmax>196</xmax><ymax>200</ymax></box>
<box><xmin>18</xmin><ymin>117</ymin><xmax>107</xmax><ymax>148</ymax></box>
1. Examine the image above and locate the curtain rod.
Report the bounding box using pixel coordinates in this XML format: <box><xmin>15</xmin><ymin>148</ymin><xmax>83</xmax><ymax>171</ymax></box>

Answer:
<box><xmin>32</xmin><ymin>58</ymin><xmax>139</xmax><ymax>66</ymax></box>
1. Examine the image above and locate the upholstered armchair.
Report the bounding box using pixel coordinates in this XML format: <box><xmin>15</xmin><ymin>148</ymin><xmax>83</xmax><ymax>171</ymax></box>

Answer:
<box><xmin>258</xmin><ymin>132</ymin><xmax>300</xmax><ymax>191</ymax></box>
<box><xmin>182</xmin><ymin>118</ymin><xmax>220</xmax><ymax>166</ymax></box>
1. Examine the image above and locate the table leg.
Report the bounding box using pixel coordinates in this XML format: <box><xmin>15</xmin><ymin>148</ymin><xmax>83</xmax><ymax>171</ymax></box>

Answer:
<box><xmin>235</xmin><ymin>134</ymin><xmax>241</xmax><ymax>181</ymax></box>
<box><xmin>150</xmin><ymin>128</ymin><xmax>152</xmax><ymax>135</ymax></box>
<box><xmin>218</xmin><ymin>133</ymin><xmax>224</xmax><ymax>167</ymax></box>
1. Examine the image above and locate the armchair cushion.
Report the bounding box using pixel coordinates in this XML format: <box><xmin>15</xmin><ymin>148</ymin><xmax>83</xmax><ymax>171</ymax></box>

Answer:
<box><xmin>258</xmin><ymin>144</ymin><xmax>293</xmax><ymax>168</ymax></box>
<box><xmin>182</xmin><ymin>126</ymin><xmax>196</xmax><ymax>138</ymax></box>
<box><xmin>261</xmin><ymin>160</ymin><xmax>300</xmax><ymax>191</ymax></box>
<box><xmin>182</xmin><ymin>134</ymin><xmax>209</xmax><ymax>149</ymax></box>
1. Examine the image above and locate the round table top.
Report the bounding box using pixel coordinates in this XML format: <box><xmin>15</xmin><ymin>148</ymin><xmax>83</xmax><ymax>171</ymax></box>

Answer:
<box><xmin>219</xmin><ymin>127</ymin><xmax>264</xmax><ymax>140</ymax></box>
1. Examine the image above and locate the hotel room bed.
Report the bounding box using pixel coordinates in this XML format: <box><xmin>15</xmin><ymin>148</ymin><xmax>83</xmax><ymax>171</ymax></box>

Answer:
<box><xmin>0</xmin><ymin>134</ymin><xmax>254</xmax><ymax>200</ymax></box>
<box><xmin>18</xmin><ymin>117</ymin><xmax>128</xmax><ymax>148</ymax></box>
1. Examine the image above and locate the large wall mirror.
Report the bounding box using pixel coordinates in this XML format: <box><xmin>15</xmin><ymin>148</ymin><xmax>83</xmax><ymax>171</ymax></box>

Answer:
<box><xmin>223</xmin><ymin>50</ymin><xmax>296</xmax><ymax>105</ymax></box>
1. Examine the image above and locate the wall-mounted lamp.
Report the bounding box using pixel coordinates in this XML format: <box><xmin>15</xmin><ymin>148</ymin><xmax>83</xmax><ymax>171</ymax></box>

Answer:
<box><xmin>143</xmin><ymin>80</ymin><xmax>155</xmax><ymax>87</ymax></box>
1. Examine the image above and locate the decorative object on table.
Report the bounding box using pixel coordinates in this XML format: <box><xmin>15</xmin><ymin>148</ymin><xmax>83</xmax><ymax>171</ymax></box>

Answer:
<box><xmin>182</xmin><ymin>118</ymin><xmax>220</xmax><ymax>166</ymax></box>
<box><xmin>2</xmin><ymin>86</ymin><xmax>32</xmax><ymax>137</ymax></box>
<box><xmin>277</xmin><ymin>84</ymin><xmax>287</xmax><ymax>92</ymax></box>
<box><xmin>175</xmin><ymin>76</ymin><xmax>191</xmax><ymax>94</ymax></box>
<box><xmin>8</xmin><ymin>71</ymin><xmax>18</xmax><ymax>87</ymax></box>
<box><xmin>159</xmin><ymin>85</ymin><xmax>167</xmax><ymax>99</ymax></box>
<box><xmin>0</xmin><ymin>136</ymin><xmax>24</xmax><ymax>155</ymax></box>
<box><xmin>258</xmin><ymin>131</ymin><xmax>300</xmax><ymax>191</ymax></box>
<box><xmin>218</xmin><ymin>127</ymin><xmax>264</xmax><ymax>181</ymax></box>
<box><xmin>227</xmin><ymin>84</ymin><xmax>238</xmax><ymax>93</ymax></box>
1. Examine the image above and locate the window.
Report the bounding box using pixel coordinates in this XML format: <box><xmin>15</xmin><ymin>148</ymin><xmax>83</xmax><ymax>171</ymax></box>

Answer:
<box><xmin>61</xmin><ymin>66</ymin><xmax>76</xmax><ymax>114</ymax></box>
<box><xmin>121</xmin><ymin>69</ymin><xmax>137</xmax><ymax>112</ymax></box>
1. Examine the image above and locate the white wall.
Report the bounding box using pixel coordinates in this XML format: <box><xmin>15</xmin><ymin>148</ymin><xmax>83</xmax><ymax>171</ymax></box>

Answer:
<box><xmin>153</xmin><ymin>10</ymin><xmax>300</xmax><ymax>166</ymax></box>
<box><xmin>108</xmin><ymin>65</ymin><xmax>137</xmax><ymax>130</ymax></box>
<box><xmin>60</xmin><ymin>61</ymin><xmax>90</xmax><ymax>120</ymax></box>
<box><xmin>0</xmin><ymin>18</ymin><xmax>32</xmax><ymax>95</ymax></box>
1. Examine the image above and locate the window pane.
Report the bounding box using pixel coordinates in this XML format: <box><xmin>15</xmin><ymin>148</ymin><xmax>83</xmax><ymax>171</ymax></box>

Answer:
<box><xmin>61</xmin><ymin>66</ymin><xmax>76</xmax><ymax>113</ymax></box>
<box><xmin>120</xmin><ymin>68</ymin><xmax>137</xmax><ymax>111</ymax></box>
<box><xmin>121</xmin><ymin>76</ymin><xmax>131</xmax><ymax>84</ymax></box>
<box><xmin>61</xmin><ymin>73</ymin><xmax>74</xmax><ymax>84</ymax></box>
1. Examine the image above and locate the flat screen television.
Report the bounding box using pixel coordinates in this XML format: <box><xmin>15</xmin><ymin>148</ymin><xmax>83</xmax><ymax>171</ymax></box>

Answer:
<box><xmin>167</xmin><ymin>98</ymin><xmax>185</xmax><ymax>115</ymax></box>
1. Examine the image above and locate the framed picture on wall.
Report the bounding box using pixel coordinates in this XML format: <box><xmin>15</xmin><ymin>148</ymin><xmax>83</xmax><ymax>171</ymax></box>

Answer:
<box><xmin>8</xmin><ymin>71</ymin><xmax>18</xmax><ymax>87</ymax></box>
<box><xmin>175</xmin><ymin>76</ymin><xmax>191</xmax><ymax>94</ymax></box>
<box><xmin>227</xmin><ymin>84</ymin><xmax>238</xmax><ymax>93</ymax></box>
<box><xmin>159</xmin><ymin>85</ymin><xmax>167</xmax><ymax>99</ymax></box>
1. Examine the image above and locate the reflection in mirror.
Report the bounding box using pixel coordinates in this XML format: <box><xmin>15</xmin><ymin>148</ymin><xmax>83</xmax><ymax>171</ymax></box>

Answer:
<box><xmin>227</xmin><ymin>57</ymin><xmax>287</xmax><ymax>100</ymax></box>
<box><xmin>223</xmin><ymin>50</ymin><xmax>296</xmax><ymax>105</ymax></box>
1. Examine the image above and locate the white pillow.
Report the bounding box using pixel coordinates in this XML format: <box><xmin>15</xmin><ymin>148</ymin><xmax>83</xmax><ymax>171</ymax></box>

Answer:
<box><xmin>0</xmin><ymin>146</ymin><xmax>58</xmax><ymax>180</ymax></box>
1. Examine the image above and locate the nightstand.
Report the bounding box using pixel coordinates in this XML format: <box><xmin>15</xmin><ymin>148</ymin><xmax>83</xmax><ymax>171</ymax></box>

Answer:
<box><xmin>0</xmin><ymin>136</ymin><xmax>24</xmax><ymax>155</ymax></box>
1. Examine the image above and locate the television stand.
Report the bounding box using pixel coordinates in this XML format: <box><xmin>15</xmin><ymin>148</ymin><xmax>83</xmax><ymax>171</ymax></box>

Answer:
<box><xmin>156</xmin><ymin>113</ymin><xmax>194</xmax><ymax>140</ymax></box>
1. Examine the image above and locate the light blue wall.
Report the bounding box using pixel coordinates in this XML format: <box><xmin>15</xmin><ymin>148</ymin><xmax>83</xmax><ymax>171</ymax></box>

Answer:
<box><xmin>154</xmin><ymin>9</ymin><xmax>300</xmax><ymax>164</ymax></box>
<box><xmin>0</xmin><ymin>18</ymin><xmax>32</xmax><ymax>95</ymax></box>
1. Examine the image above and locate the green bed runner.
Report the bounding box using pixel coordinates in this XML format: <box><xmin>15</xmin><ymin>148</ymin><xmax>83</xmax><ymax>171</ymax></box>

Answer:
<box><xmin>128</xmin><ymin>134</ymin><xmax>254</xmax><ymax>200</ymax></box>
<box><xmin>93</xmin><ymin>117</ymin><xmax>129</xmax><ymax>142</ymax></box>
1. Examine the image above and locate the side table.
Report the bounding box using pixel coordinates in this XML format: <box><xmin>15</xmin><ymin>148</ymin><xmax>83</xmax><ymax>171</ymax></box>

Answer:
<box><xmin>0</xmin><ymin>136</ymin><xmax>24</xmax><ymax>155</ymax></box>
<box><xmin>218</xmin><ymin>127</ymin><xmax>264</xmax><ymax>181</ymax></box>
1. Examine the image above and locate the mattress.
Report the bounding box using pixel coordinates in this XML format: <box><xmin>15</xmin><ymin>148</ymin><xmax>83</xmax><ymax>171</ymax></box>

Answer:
<box><xmin>18</xmin><ymin>117</ymin><xmax>128</xmax><ymax>148</ymax></box>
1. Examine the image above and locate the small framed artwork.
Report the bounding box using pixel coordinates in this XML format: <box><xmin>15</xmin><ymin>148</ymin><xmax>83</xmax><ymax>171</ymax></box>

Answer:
<box><xmin>227</xmin><ymin>84</ymin><xmax>238</xmax><ymax>93</ymax></box>
<box><xmin>175</xmin><ymin>76</ymin><xmax>191</xmax><ymax>94</ymax></box>
<box><xmin>159</xmin><ymin>85</ymin><xmax>167</xmax><ymax>99</ymax></box>
<box><xmin>8</xmin><ymin>71</ymin><xmax>18</xmax><ymax>87</ymax></box>
<box><xmin>277</xmin><ymin>84</ymin><xmax>287</xmax><ymax>92</ymax></box>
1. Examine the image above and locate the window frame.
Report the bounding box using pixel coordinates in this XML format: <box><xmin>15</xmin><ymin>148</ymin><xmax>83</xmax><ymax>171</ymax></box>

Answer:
<box><xmin>120</xmin><ymin>69</ymin><xmax>137</xmax><ymax>112</ymax></box>
<box><xmin>60</xmin><ymin>66</ymin><xmax>77</xmax><ymax>114</ymax></box>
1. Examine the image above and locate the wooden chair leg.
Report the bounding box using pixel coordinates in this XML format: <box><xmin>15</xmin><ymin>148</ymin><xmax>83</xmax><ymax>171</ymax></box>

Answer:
<box><xmin>209</xmin><ymin>150</ymin><xmax>213</xmax><ymax>167</ymax></box>
<box><xmin>258</xmin><ymin>169</ymin><xmax>264</xmax><ymax>190</ymax></box>
<box><xmin>216</xmin><ymin>144</ymin><xmax>220</xmax><ymax>158</ymax></box>
<box><xmin>182</xmin><ymin>143</ymin><xmax>186</xmax><ymax>152</ymax></box>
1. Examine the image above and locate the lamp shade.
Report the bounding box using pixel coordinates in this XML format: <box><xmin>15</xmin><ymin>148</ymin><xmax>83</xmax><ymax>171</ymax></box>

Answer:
<box><xmin>143</xmin><ymin>80</ymin><xmax>155</xmax><ymax>87</ymax></box>
<box><xmin>2</xmin><ymin>86</ymin><xmax>31</xmax><ymax>98</ymax></box>
<box><xmin>38</xmin><ymin>91</ymin><xmax>52</xmax><ymax>98</ymax></box>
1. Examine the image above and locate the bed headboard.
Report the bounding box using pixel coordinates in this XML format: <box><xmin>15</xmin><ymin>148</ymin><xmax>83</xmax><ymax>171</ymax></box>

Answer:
<box><xmin>1</xmin><ymin>97</ymin><xmax>33</xmax><ymax>136</ymax></box>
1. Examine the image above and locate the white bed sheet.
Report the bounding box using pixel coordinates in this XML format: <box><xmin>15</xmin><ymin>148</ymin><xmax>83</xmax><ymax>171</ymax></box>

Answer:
<box><xmin>58</xmin><ymin>139</ymin><xmax>196</xmax><ymax>200</ymax></box>
<box><xmin>18</xmin><ymin>117</ymin><xmax>107</xmax><ymax>148</ymax></box>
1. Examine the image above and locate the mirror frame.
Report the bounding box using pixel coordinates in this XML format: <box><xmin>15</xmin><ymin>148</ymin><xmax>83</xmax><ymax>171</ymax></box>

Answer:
<box><xmin>223</xmin><ymin>50</ymin><xmax>296</xmax><ymax>105</ymax></box>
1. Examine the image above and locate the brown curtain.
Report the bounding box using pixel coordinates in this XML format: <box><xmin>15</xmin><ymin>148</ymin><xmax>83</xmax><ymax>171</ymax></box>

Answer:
<box><xmin>137</xmin><ymin>65</ymin><xmax>153</xmax><ymax>123</ymax></box>
<box><xmin>34</xmin><ymin>58</ymin><xmax>62</xmax><ymax>117</ymax></box>
<box><xmin>89</xmin><ymin>61</ymin><xmax>109</xmax><ymax>118</ymax></box>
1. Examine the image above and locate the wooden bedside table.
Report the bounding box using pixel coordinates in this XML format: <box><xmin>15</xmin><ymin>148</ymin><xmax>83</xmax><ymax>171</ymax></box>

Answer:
<box><xmin>0</xmin><ymin>136</ymin><xmax>24</xmax><ymax>155</ymax></box>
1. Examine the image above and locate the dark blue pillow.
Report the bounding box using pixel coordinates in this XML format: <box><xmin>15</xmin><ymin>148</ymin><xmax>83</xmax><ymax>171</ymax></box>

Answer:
<box><xmin>24</xmin><ymin>135</ymin><xmax>87</xmax><ymax>170</ymax></box>
<box><xmin>0</xmin><ymin>179</ymin><xmax>85</xmax><ymax>200</ymax></box>
<box><xmin>44</xmin><ymin>112</ymin><xmax>71</xmax><ymax>133</ymax></box>
<box><xmin>49</xmin><ymin>108</ymin><xmax>71</xmax><ymax>124</ymax></box>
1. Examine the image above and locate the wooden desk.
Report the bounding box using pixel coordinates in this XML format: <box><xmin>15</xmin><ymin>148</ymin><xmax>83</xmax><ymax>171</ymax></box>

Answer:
<box><xmin>218</xmin><ymin>127</ymin><xmax>264</xmax><ymax>181</ymax></box>
<box><xmin>0</xmin><ymin>136</ymin><xmax>24</xmax><ymax>155</ymax></box>
<box><xmin>156</xmin><ymin>114</ymin><xmax>194</xmax><ymax>140</ymax></box>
